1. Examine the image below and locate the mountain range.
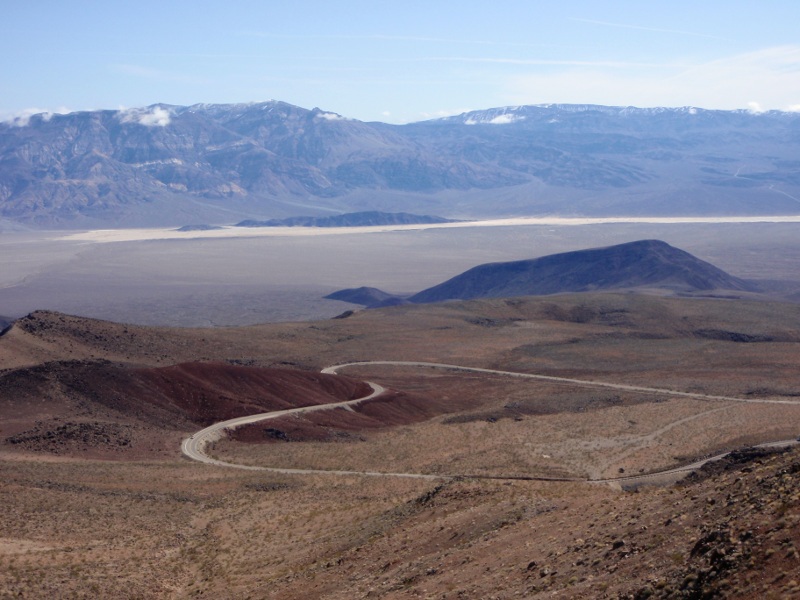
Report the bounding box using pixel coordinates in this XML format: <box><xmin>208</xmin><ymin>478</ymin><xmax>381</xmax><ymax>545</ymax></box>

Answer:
<box><xmin>2</xmin><ymin>102</ymin><xmax>800</xmax><ymax>228</ymax></box>
<box><xmin>327</xmin><ymin>240</ymin><xmax>758</xmax><ymax>307</ymax></box>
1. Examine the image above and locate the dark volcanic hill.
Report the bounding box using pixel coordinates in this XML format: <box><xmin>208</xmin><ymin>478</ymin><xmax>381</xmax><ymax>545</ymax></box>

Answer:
<box><xmin>236</xmin><ymin>210</ymin><xmax>456</xmax><ymax>227</ymax></box>
<box><xmin>324</xmin><ymin>286</ymin><xmax>405</xmax><ymax>307</ymax></box>
<box><xmin>408</xmin><ymin>240</ymin><xmax>757</xmax><ymax>304</ymax></box>
<box><xmin>2</xmin><ymin>102</ymin><xmax>799</xmax><ymax>227</ymax></box>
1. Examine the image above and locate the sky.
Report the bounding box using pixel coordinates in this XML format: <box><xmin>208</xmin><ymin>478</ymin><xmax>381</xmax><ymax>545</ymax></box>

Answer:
<box><xmin>3</xmin><ymin>0</ymin><xmax>800</xmax><ymax>124</ymax></box>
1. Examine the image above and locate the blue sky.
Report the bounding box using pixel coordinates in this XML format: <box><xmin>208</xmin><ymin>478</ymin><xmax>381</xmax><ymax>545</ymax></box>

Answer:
<box><xmin>3</xmin><ymin>0</ymin><xmax>800</xmax><ymax>123</ymax></box>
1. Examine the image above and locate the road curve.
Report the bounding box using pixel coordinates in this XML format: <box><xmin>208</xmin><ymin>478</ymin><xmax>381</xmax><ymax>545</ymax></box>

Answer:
<box><xmin>178</xmin><ymin>381</ymin><xmax>443</xmax><ymax>478</ymax></box>
<box><xmin>182</xmin><ymin>361</ymin><xmax>800</xmax><ymax>484</ymax></box>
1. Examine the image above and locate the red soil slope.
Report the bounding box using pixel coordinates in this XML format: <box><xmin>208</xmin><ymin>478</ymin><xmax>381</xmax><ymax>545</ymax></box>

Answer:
<box><xmin>0</xmin><ymin>360</ymin><xmax>371</xmax><ymax>459</ymax></box>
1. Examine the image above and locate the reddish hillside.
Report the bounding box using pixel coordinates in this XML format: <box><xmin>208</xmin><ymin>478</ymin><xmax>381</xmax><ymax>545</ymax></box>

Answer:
<box><xmin>132</xmin><ymin>362</ymin><xmax>371</xmax><ymax>425</ymax></box>
<box><xmin>0</xmin><ymin>360</ymin><xmax>371</xmax><ymax>459</ymax></box>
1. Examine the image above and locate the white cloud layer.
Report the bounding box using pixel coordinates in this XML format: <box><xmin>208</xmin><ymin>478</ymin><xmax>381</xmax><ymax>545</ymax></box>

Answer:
<box><xmin>489</xmin><ymin>114</ymin><xmax>523</xmax><ymax>124</ymax></box>
<box><xmin>118</xmin><ymin>106</ymin><xmax>172</xmax><ymax>127</ymax></box>
<box><xmin>2</xmin><ymin>107</ymin><xmax>72</xmax><ymax>126</ymax></box>
<box><xmin>464</xmin><ymin>114</ymin><xmax>525</xmax><ymax>125</ymax></box>
<box><xmin>315</xmin><ymin>112</ymin><xmax>346</xmax><ymax>121</ymax></box>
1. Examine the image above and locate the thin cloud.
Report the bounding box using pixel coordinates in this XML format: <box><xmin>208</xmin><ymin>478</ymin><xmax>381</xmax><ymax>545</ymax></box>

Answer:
<box><xmin>424</xmin><ymin>56</ymin><xmax>682</xmax><ymax>69</ymax></box>
<box><xmin>112</xmin><ymin>64</ymin><xmax>210</xmax><ymax>85</ymax></box>
<box><xmin>114</xmin><ymin>64</ymin><xmax>164</xmax><ymax>78</ymax></box>
<box><xmin>503</xmin><ymin>45</ymin><xmax>800</xmax><ymax>112</ymax></box>
<box><xmin>237</xmin><ymin>30</ymin><xmax>585</xmax><ymax>50</ymax></box>
<box><xmin>569</xmin><ymin>18</ymin><xmax>731</xmax><ymax>41</ymax></box>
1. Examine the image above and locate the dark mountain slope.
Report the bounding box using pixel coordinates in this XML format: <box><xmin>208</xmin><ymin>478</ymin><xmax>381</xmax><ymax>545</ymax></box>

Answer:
<box><xmin>408</xmin><ymin>240</ymin><xmax>757</xmax><ymax>303</ymax></box>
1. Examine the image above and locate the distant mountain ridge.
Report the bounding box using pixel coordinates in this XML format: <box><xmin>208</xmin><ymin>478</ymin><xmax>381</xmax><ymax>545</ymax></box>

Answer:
<box><xmin>236</xmin><ymin>211</ymin><xmax>457</xmax><ymax>228</ymax></box>
<box><xmin>2</xmin><ymin>101</ymin><xmax>799</xmax><ymax>227</ymax></box>
<box><xmin>328</xmin><ymin>240</ymin><xmax>758</xmax><ymax>307</ymax></box>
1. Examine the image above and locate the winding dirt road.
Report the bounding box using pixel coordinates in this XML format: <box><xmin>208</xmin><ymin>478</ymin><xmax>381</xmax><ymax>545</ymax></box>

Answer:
<box><xmin>179</xmin><ymin>382</ymin><xmax>424</xmax><ymax>472</ymax></box>
<box><xmin>181</xmin><ymin>361</ymin><xmax>800</xmax><ymax>484</ymax></box>
<box><xmin>323</xmin><ymin>361</ymin><xmax>800</xmax><ymax>405</ymax></box>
